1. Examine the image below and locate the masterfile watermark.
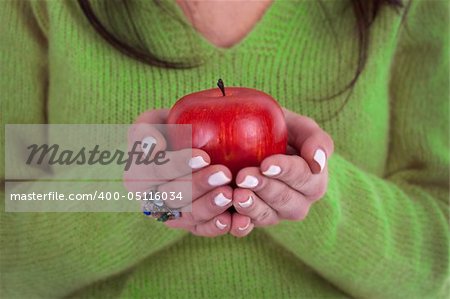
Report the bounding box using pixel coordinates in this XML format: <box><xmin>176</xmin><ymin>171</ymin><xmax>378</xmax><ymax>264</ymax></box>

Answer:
<box><xmin>5</xmin><ymin>124</ymin><xmax>193</xmax><ymax>212</ymax></box>
<box><xmin>26</xmin><ymin>142</ymin><xmax>169</xmax><ymax>171</ymax></box>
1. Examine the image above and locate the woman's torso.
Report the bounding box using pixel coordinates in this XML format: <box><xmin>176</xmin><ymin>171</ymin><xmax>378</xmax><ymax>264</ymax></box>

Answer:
<box><xmin>37</xmin><ymin>0</ymin><xmax>404</xmax><ymax>297</ymax></box>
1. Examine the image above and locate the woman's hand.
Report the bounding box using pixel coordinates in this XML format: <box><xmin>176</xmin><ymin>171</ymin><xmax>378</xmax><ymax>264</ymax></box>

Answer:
<box><xmin>124</xmin><ymin>109</ymin><xmax>252</xmax><ymax>237</ymax></box>
<box><xmin>232</xmin><ymin>108</ymin><xmax>334</xmax><ymax>227</ymax></box>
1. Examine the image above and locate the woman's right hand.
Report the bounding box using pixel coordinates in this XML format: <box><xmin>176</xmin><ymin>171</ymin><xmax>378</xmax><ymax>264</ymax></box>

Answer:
<box><xmin>124</xmin><ymin>109</ymin><xmax>253</xmax><ymax>237</ymax></box>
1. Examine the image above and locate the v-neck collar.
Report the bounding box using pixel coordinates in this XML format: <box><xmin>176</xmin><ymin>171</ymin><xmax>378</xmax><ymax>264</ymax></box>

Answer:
<box><xmin>181</xmin><ymin>0</ymin><xmax>298</xmax><ymax>53</ymax></box>
<box><xmin>121</xmin><ymin>0</ymin><xmax>300</xmax><ymax>66</ymax></box>
<box><xmin>171</xmin><ymin>1</ymin><xmax>276</xmax><ymax>52</ymax></box>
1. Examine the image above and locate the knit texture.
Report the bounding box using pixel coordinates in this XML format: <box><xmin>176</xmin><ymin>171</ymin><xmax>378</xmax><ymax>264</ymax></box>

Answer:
<box><xmin>1</xmin><ymin>0</ymin><xmax>449</xmax><ymax>298</ymax></box>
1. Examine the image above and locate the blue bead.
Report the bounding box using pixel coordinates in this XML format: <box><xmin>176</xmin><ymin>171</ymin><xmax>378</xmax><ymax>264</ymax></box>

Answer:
<box><xmin>143</xmin><ymin>211</ymin><xmax>151</xmax><ymax>216</ymax></box>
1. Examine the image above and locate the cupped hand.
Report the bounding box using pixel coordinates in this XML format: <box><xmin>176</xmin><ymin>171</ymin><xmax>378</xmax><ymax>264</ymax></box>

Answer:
<box><xmin>124</xmin><ymin>109</ymin><xmax>253</xmax><ymax>237</ymax></box>
<box><xmin>232</xmin><ymin>108</ymin><xmax>334</xmax><ymax>227</ymax></box>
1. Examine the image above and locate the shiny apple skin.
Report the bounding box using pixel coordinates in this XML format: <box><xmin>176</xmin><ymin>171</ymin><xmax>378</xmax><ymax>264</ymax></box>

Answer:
<box><xmin>167</xmin><ymin>87</ymin><xmax>288</xmax><ymax>177</ymax></box>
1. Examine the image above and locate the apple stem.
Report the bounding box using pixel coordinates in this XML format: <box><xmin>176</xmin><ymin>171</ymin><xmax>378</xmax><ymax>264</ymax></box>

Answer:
<box><xmin>217</xmin><ymin>79</ymin><xmax>226</xmax><ymax>96</ymax></box>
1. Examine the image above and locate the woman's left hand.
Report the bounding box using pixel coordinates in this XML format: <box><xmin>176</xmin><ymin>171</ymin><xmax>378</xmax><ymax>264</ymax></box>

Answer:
<box><xmin>231</xmin><ymin>108</ymin><xmax>334</xmax><ymax>231</ymax></box>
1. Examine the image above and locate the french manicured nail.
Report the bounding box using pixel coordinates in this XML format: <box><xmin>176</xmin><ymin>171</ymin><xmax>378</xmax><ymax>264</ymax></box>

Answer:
<box><xmin>238</xmin><ymin>196</ymin><xmax>253</xmax><ymax>208</ymax></box>
<box><xmin>141</xmin><ymin>136</ymin><xmax>157</xmax><ymax>155</ymax></box>
<box><xmin>188</xmin><ymin>156</ymin><xmax>209</xmax><ymax>169</ymax></box>
<box><xmin>237</xmin><ymin>175</ymin><xmax>259</xmax><ymax>188</ymax></box>
<box><xmin>208</xmin><ymin>171</ymin><xmax>231</xmax><ymax>186</ymax></box>
<box><xmin>214</xmin><ymin>193</ymin><xmax>231</xmax><ymax>207</ymax></box>
<box><xmin>215</xmin><ymin>219</ymin><xmax>227</xmax><ymax>230</ymax></box>
<box><xmin>238</xmin><ymin>220</ymin><xmax>251</xmax><ymax>231</ymax></box>
<box><xmin>313</xmin><ymin>149</ymin><xmax>326</xmax><ymax>172</ymax></box>
<box><xmin>262</xmin><ymin>165</ymin><xmax>281</xmax><ymax>176</ymax></box>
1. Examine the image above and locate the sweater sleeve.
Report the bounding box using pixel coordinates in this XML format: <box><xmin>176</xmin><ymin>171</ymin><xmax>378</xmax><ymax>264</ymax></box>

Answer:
<box><xmin>264</xmin><ymin>1</ymin><xmax>449</xmax><ymax>298</ymax></box>
<box><xmin>0</xmin><ymin>2</ymin><xmax>186</xmax><ymax>298</ymax></box>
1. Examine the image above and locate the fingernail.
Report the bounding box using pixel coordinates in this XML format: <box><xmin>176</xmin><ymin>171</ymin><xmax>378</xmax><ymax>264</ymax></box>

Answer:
<box><xmin>215</xmin><ymin>219</ymin><xmax>227</xmax><ymax>230</ymax></box>
<box><xmin>313</xmin><ymin>149</ymin><xmax>326</xmax><ymax>172</ymax></box>
<box><xmin>262</xmin><ymin>165</ymin><xmax>281</xmax><ymax>176</ymax></box>
<box><xmin>214</xmin><ymin>193</ymin><xmax>231</xmax><ymax>207</ymax></box>
<box><xmin>208</xmin><ymin>171</ymin><xmax>231</xmax><ymax>186</ymax></box>
<box><xmin>238</xmin><ymin>220</ymin><xmax>251</xmax><ymax>231</ymax></box>
<box><xmin>238</xmin><ymin>196</ymin><xmax>253</xmax><ymax>208</ymax></box>
<box><xmin>141</xmin><ymin>136</ymin><xmax>157</xmax><ymax>155</ymax></box>
<box><xmin>237</xmin><ymin>175</ymin><xmax>259</xmax><ymax>188</ymax></box>
<box><xmin>188</xmin><ymin>156</ymin><xmax>209</xmax><ymax>169</ymax></box>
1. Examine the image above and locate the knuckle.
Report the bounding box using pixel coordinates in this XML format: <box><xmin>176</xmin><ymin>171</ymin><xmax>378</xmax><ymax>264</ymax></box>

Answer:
<box><xmin>191</xmin><ymin>212</ymin><xmax>206</xmax><ymax>223</ymax></box>
<box><xmin>284</xmin><ymin>157</ymin><xmax>310</xmax><ymax>187</ymax></box>
<box><xmin>278</xmin><ymin>188</ymin><xmax>294</xmax><ymax>208</ymax></box>
<box><xmin>255</xmin><ymin>207</ymin><xmax>273</xmax><ymax>223</ymax></box>
<box><xmin>281</xmin><ymin>161</ymin><xmax>295</xmax><ymax>180</ymax></box>
<box><xmin>297</xmin><ymin>160</ymin><xmax>311</xmax><ymax>181</ymax></box>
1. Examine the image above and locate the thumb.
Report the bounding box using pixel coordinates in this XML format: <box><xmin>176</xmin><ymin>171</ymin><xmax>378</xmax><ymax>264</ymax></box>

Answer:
<box><xmin>128</xmin><ymin>109</ymin><xmax>170</xmax><ymax>156</ymax></box>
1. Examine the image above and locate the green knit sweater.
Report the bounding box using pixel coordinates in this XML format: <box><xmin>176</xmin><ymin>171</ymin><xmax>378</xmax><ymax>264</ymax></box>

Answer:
<box><xmin>1</xmin><ymin>0</ymin><xmax>449</xmax><ymax>298</ymax></box>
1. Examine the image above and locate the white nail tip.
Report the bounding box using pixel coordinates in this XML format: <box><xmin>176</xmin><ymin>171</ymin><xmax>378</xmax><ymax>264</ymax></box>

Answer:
<box><xmin>215</xmin><ymin>219</ymin><xmax>227</xmax><ymax>230</ymax></box>
<box><xmin>313</xmin><ymin>149</ymin><xmax>327</xmax><ymax>172</ymax></box>
<box><xmin>237</xmin><ymin>175</ymin><xmax>259</xmax><ymax>188</ymax></box>
<box><xmin>213</xmin><ymin>193</ymin><xmax>231</xmax><ymax>207</ymax></box>
<box><xmin>238</xmin><ymin>221</ymin><xmax>251</xmax><ymax>231</ymax></box>
<box><xmin>208</xmin><ymin>171</ymin><xmax>231</xmax><ymax>186</ymax></box>
<box><xmin>262</xmin><ymin>165</ymin><xmax>281</xmax><ymax>176</ymax></box>
<box><xmin>141</xmin><ymin>136</ymin><xmax>157</xmax><ymax>155</ymax></box>
<box><xmin>188</xmin><ymin>156</ymin><xmax>209</xmax><ymax>169</ymax></box>
<box><xmin>238</xmin><ymin>196</ymin><xmax>253</xmax><ymax>208</ymax></box>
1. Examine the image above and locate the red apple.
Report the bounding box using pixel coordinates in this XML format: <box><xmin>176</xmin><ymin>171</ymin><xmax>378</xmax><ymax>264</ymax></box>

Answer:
<box><xmin>167</xmin><ymin>80</ymin><xmax>288</xmax><ymax>177</ymax></box>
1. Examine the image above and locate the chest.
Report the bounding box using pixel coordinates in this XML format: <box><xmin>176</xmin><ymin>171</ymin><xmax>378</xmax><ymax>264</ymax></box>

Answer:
<box><xmin>175</xmin><ymin>0</ymin><xmax>273</xmax><ymax>48</ymax></box>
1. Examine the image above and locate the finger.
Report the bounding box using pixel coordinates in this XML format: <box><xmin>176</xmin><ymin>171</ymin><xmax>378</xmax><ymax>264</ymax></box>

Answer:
<box><xmin>124</xmin><ymin>110</ymin><xmax>170</xmax><ymax>191</ymax></box>
<box><xmin>176</xmin><ymin>186</ymin><xmax>233</xmax><ymax>224</ymax></box>
<box><xmin>283</xmin><ymin>108</ymin><xmax>334</xmax><ymax>174</ymax></box>
<box><xmin>233</xmin><ymin>188</ymin><xmax>279</xmax><ymax>227</ymax></box>
<box><xmin>300</xmin><ymin>132</ymin><xmax>334</xmax><ymax>174</ymax></box>
<box><xmin>236</xmin><ymin>167</ymin><xmax>309</xmax><ymax>221</ymax></box>
<box><xmin>191</xmin><ymin>212</ymin><xmax>231</xmax><ymax>237</ymax></box>
<box><xmin>230</xmin><ymin>213</ymin><xmax>254</xmax><ymax>238</ymax></box>
<box><xmin>123</xmin><ymin>148</ymin><xmax>210</xmax><ymax>192</ymax></box>
<box><xmin>122</xmin><ymin>133</ymin><xmax>168</xmax><ymax>192</ymax></box>
<box><xmin>158</xmin><ymin>164</ymin><xmax>232</xmax><ymax>209</ymax></box>
<box><xmin>128</xmin><ymin>123</ymin><xmax>167</xmax><ymax>158</ymax></box>
<box><xmin>260</xmin><ymin>154</ymin><xmax>328</xmax><ymax>199</ymax></box>
<box><xmin>129</xmin><ymin>109</ymin><xmax>170</xmax><ymax>154</ymax></box>
<box><xmin>283</xmin><ymin>108</ymin><xmax>319</xmax><ymax>149</ymax></box>
<box><xmin>259</xmin><ymin>154</ymin><xmax>311</xmax><ymax>192</ymax></box>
